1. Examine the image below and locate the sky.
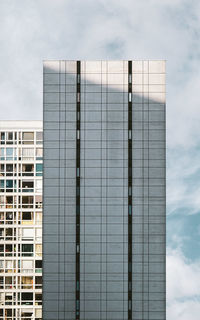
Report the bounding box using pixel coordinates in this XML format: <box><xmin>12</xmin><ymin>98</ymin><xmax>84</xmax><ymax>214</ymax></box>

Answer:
<box><xmin>1</xmin><ymin>0</ymin><xmax>200</xmax><ymax>318</ymax></box>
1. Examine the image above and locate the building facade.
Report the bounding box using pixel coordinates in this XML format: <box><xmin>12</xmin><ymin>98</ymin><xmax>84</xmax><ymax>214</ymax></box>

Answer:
<box><xmin>0</xmin><ymin>121</ymin><xmax>43</xmax><ymax>320</ymax></box>
<box><xmin>43</xmin><ymin>60</ymin><xmax>166</xmax><ymax>320</ymax></box>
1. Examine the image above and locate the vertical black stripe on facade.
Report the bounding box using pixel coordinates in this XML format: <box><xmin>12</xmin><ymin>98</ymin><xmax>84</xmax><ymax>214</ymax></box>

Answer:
<box><xmin>76</xmin><ymin>60</ymin><xmax>81</xmax><ymax>320</ymax></box>
<box><xmin>128</xmin><ymin>60</ymin><xmax>132</xmax><ymax>320</ymax></box>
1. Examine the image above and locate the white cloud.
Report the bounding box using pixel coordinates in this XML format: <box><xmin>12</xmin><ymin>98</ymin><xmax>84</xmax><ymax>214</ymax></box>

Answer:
<box><xmin>167</xmin><ymin>146</ymin><xmax>200</xmax><ymax>215</ymax></box>
<box><xmin>0</xmin><ymin>0</ymin><xmax>199</xmax><ymax>125</ymax></box>
<box><xmin>0</xmin><ymin>1</ymin><xmax>200</xmax><ymax>317</ymax></box>
<box><xmin>167</xmin><ymin>248</ymin><xmax>200</xmax><ymax>319</ymax></box>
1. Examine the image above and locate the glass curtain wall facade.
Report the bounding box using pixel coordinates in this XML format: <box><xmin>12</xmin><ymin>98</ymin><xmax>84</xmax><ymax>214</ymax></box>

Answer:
<box><xmin>43</xmin><ymin>60</ymin><xmax>166</xmax><ymax>320</ymax></box>
<box><xmin>0</xmin><ymin>121</ymin><xmax>43</xmax><ymax>320</ymax></box>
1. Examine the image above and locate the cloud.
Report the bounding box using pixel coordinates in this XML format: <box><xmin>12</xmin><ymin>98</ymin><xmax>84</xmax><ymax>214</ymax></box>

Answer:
<box><xmin>0</xmin><ymin>0</ymin><xmax>199</xmax><ymax>124</ymax></box>
<box><xmin>167</xmin><ymin>146</ymin><xmax>200</xmax><ymax>215</ymax></box>
<box><xmin>1</xmin><ymin>1</ymin><xmax>200</xmax><ymax>318</ymax></box>
<box><xmin>167</xmin><ymin>248</ymin><xmax>200</xmax><ymax>320</ymax></box>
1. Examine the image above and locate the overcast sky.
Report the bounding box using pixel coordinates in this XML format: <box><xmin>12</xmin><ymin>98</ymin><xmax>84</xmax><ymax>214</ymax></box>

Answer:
<box><xmin>1</xmin><ymin>0</ymin><xmax>200</xmax><ymax>318</ymax></box>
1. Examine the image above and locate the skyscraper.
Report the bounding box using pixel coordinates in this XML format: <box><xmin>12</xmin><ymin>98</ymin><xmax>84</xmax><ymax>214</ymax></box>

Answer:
<box><xmin>43</xmin><ymin>60</ymin><xmax>166</xmax><ymax>320</ymax></box>
<box><xmin>0</xmin><ymin>121</ymin><xmax>43</xmax><ymax>320</ymax></box>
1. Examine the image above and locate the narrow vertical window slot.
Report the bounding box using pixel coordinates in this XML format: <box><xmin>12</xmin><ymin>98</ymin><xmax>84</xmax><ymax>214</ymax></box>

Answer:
<box><xmin>76</xmin><ymin>60</ymin><xmax>81</xmax><ymax>320</ymax></box>
<box><xmin>128</xmin><ymin>60</ymin><xmax>132</xmax><ymax>320</ymax></box>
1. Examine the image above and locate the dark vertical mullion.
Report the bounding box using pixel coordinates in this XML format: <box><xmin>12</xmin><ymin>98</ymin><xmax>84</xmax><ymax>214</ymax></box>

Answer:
<box><xmin>128</xmin><ymin>60</ymin><xmax>132</xmax><ymax>320</ymax></box>
<box><xmin>76</xmin><ymin>60</ymin><xmax>81</xmax><ymax>320</ymax></box>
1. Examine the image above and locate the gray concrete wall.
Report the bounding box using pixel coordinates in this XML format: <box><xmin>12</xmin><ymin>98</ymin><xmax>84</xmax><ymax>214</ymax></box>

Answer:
<box><xmin>43</xmin><ymin>60</ymin><xmax>166</xmax><ymax>320</ymax></box>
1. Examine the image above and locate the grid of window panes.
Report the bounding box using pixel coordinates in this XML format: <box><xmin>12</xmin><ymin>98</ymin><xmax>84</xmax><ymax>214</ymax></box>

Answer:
<box><xmin>0</xmin><ymin>129</ymin><xmax>43</xmax><ymax>320</ymax></box>
<box><xmin>43</xmin><ymin>60</ymin><xmax>166</xmax><ymax>320</ymax></box>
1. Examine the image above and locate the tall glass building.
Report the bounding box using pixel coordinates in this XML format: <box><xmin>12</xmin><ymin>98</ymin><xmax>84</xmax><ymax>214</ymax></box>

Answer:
<box><xmin>0</xmin><ymin>121</ymin><xmax>43</xmax><ymax>320</ymax></box>
<box><xmin>43</xmin><ymin>60</ymin><xmax>166</xmax><ymax>320</ymax></box>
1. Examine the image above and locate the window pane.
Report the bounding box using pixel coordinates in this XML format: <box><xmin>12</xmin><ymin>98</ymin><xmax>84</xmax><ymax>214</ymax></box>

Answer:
<box><xmin>6</xmin><ymin>181</ymin><xmax>13</xmax><ymax>188</ymax></box>
<box><xmin>36</xmin><ymin>148</ymin><xmax>43</xmax><ymax>157</ymax></box>
<box><xmin>7</xmin><ymin>132</ymin><xmax>13</xmax><ymax>140</ymax></box>
<box><xmin>22</xmin><ymin>244</ymin><xmax>33</xmax><ymax>252</ymax></box>
<box><xmin>0</xmin><ymin>148</ymin><xmax>4</xmax><ymax>160</ymax></box>
<box><xmin>22</xmin><ymin>132</ymin><xmax>34</xmax><ymax>140</ymax></box>
<box><xmin>36</xmin><ymin>164</ymin><xmax>43</xmax><ymax>172</ymax></box>
<box><xmin>6</xmin><ymin>148</ymin><xmax>13</xmax><ymax>156</ymax></box>
<box><xmin>22</xmin><ymin>148</ymin><xmax>34</xmax><ymax>160</ymax></box>
<box><xmin>36</xmin><ymin>132</ymin><xmax>43</xmax><ymax>140</ymax></box>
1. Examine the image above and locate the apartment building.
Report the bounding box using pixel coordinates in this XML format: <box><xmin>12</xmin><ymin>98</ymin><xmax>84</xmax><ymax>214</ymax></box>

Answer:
<box><xmin>43</xmin><ymin>60</ymin><xmax>166</xmax><ymax>320</ymax></box>
<box><xmin>0</xmin><ymin>121</ymin><xmax>43</xmax><ymax>320</ymax></box>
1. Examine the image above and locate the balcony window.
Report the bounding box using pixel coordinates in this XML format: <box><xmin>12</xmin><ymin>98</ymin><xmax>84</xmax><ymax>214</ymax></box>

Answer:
<box><xmin>6</xmin><ymin>180</ymin><xmax>13</xmax><ymax>192</ymax></box>
<box><xmin>21</xmin><ymin>212</ymin><xmax>33</xmax><ymax>225</ymax></box>
<box><xmin>0</xmin><ymin>196</ymin><xmax>4</xmax><ymax>209</ymax></box>
<box><xmin>0</xmin><ymin>148</ymin><xmax>4</xmax><ymax>160</ymax></box>
<box><xmin>22</xmin><ymin>164</ymin><xmax>34</xmax><ymax>176</ymax></box>
<box><xmin>21</xmin><ymin>148</ymin><xmax>34</xmax><ymax>160</ymax></box>
<box><xmin>5</xmin><ymin>308</ymin><xmax>15</xmax><ymax>316</ymax></box>
<box><xmin>0</xmin><ymin>277</ymin><xmax>3</xmax><ymax>289</ymax></box>
<box><xmin>7</xmin><ymin>132</ymin><xmax>13</xmax><ymax>144</ymax></box>
<box><xmin>36</xmin><ymin>148</ymin><xmax>43</xmax><ymax>160</ymax></box>
<box><xmin>36</xmin><ymin>163</ymin><xmax>43</xmax><ymax>176</ymax></box>
<box><xmin>35</xmin><ymin>244</ymin><xmax>42</xmax><ymax>257</ymax></box>
<box><xmin>35</xmin><ymin>260</ymin><xmax>42</xmax><ymax>273</ymax></box>
<box><xmin>35</xmin><ymin>309</ymin><xmax>42</xmax><ymax>319</ymax></box>
<box><xmin>22</xmin><ymin>132</ymin><xmax>34</xmax><ymax>144</ymax></box>
<box><xmin>5</xmin><ymin>228</ymin><xmax>15</xmax><ymax>240</ymax></box>
<box><xmin>21</xmin><ymin>228</ymin><xmax>34</xmax><ymax>241</ymax></box>
<box><xmin>36</xmin><ymin>132</ymin><xmax>43</xmax><ymax>144</ymax></box>
<box><xmin>22</xmin><ymin>180</ymin><xmax>34</xmax><ymax>192</ymax></box>
<box><xmin>0</xmin><ymin>228</ymin><xmax>4</xmax><ymax>240</ymax></box>
<box><xmin>0</xmin><ymin>132</ymin><xmax>5</xmax><ymax>144</ymax></box>
<box><xmin>21</xmin><ymin>311</ymin><xmax>33</xmax><ymax>318</ymax></box>
<box><xmin>21</xmin><ymin>292</ymin><xmax>33</xmax><ymax>305</ymax></box>
<box><xmin>21</xmin><ymin>260</ymin><xmax>33</xmax><ymax>273</ymax></box>
<box><xmin>0</xmin><ymin>181</ymin><xmax>4</xmax><ymax>192</ymax></box>
<box><xmin>6</xmin><ymin>164</ymin><xmax>14</xmax><ymax>176</ymax></box>
<box><xmin>0</xmin><ymin>212</ymin><xmax>4</xmax><ymax>224</ymax></box>
<box><xmin>5</xmin><ymin>244</ymin><xmax>15</xmax><ymax>257</ymax></box>
<box><xmin>6</xmin><ymin>196</ymin><xmax>13</xmax><ymax>208</ymax></box>
<box><xmin>0</xmin><ymin>164</ymin><xmax>4</xmax><ymax>176</ymax></box>
<box><xmin>35</xmin><ymin>180</ymin><xmax>42</xmax><ymax>193</ymax></box>
<box><xmin>5</xmin><ymin>260</ymin><xmax>16</xmax><ymax>273</ymax></box>
<box><xmin>5</xmin><ymin>293</ymin><xmax>13</xmax><ymax>305</ymax></box>
<box><xmin>5</xmin><ymin>180</ymin><xmax>15</xmax><ymax>193</ymax></box>
<box><xmin>21</xmin><ymin>196</ymin><xmax>34</xmax><ymax>208</ymax></box>
<box><xmin>35</xmin><ymin>276</ymin><xmax>42</xmax><ymax>289</ymax></box>
<box><xmin>6</xmin><ymin>148</ymin><xmax>13</xmax><ymax>160</ymax></box>
<box><xmin>0</xmin><ymin>245</ymin><xmax>3</xmax><ymax>256</ymax></box>
<box><xmin>6</xmin><ymin>196</ymin><xmax>15</xmax><ymax>208</ymax></box>
<box><xmin>21</xmin><ymin>276</ymin><xmax>33</xmax><ymax>289</ymax></box>
<box><xmin>0</xmin><ymin>260</ymin><xmax>4</xmax><ymax>273</ymax></box>
<box><xmin>35</xmin><ymin>228</ymin><xmax>42</xmax><ymax>241</ymax></box>
<box><xmin>22</xmin><ymin>244</ymin><xmax>33</xmax><ymax>257</ymax></box>
<box><xmin>35</xmin><ymin>293</ymin><xmax>42</xmax><ymax>305</ymax></box>
<box><xmin>35</xmin><ymin>196</ymin><xmax>42</xmax><ymax>209</ymax></box>
<box><xmin>6</xmin><ymin>212</ymin><xmax>13</xmax><ymax>224</ymax></box>
<box><xmin>35</xmin><ymin>212</ymin><xmax>42</xmax><ymax>224</ymax></box>
<box><xmin>5</xmin><ymin>276</ymin><xmax>14</xmax><ymax>289</ymax></box>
